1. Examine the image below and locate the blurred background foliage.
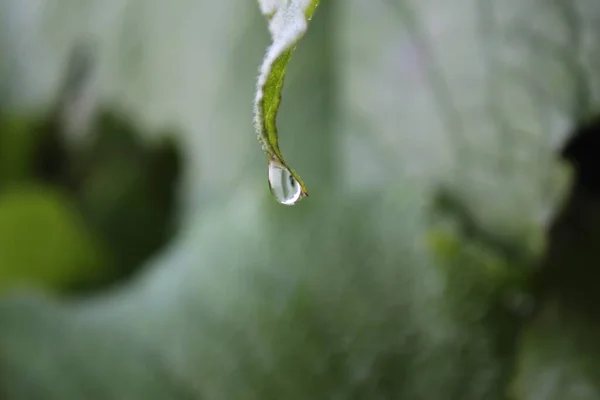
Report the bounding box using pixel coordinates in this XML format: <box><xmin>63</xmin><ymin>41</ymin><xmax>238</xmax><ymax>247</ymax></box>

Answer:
<box><xmin>0</xmin><ymin>0</ymin><xmax>600</xmax><ymax>399</ymax></box>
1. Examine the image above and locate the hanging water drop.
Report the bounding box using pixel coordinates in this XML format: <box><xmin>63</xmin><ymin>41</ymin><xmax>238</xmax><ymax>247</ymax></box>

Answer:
<box><xmin>268</xmin><ymin>160</ymin><xmax>307</xmax><ymax>205</ymax></box>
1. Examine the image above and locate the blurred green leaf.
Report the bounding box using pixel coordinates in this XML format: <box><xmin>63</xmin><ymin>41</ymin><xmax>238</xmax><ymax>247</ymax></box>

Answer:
<box><xmin>0</xmin><ymin>184</ymin><xmax>106</xmax><ymax>294</ymax></box>
<box><xmin>512</xmin><ymin>303</ymin><xmax>600</xmax><ymax>400</ymax></box>
<box><xmin>72</xmin><ymin>110</ymin><xmax>182</xmax><ymax>282</ymax></box>
<box><xmin>0</xmin><ymin>188</ymin><xmax>511</xmax><ymax>400</ymax></box>
<box><xmin>1</xmin><ymin>102</ymin><xmax>182</xmax><ymax>292</ymax></box>
<box><xmin>0</xmin><ymin>115</ymin><xmax>38</xmax><ymax>183</ymax></box>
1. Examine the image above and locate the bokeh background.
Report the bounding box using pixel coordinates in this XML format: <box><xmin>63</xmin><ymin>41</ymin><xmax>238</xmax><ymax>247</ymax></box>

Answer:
<box><xmin>1</xmin><ymin>0</ymin><xmax>600</xmax><ymax>399</ymax></box>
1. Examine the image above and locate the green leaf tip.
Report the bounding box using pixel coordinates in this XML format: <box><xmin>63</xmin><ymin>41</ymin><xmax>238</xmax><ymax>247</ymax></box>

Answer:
<box><xmin>254</xmin><ymin>0</ymin><xmax>320</xmax><ymax>205</ymax></box>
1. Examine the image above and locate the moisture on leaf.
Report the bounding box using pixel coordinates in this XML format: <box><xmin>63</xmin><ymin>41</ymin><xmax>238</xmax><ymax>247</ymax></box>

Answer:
<box><xmin>254</xmin><ymin>0</ymin><xmax>319</xmax><ymax>205</ymax></box>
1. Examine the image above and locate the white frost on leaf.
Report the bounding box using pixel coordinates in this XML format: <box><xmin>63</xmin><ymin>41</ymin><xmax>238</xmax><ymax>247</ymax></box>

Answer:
<box><xmin>254</xmin><ymin>0</ymin><xmax>315</xmax><ymax>151</ymax></box>
<box><xmin>257</xmin><ymin>0</ymin><xmax>282</xmax><ymax>18</ymax></box>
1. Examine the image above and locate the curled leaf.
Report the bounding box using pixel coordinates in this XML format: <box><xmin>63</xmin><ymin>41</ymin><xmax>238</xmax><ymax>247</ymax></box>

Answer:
<box><xmin>254</xmin><ymin>0</ymin><xmax>319</xmax><ymax>205</ymax></box>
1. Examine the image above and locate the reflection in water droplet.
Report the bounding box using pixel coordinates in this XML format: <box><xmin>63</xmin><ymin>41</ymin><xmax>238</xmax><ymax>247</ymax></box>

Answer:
<box><xmin>268</xmin><ymin>160</ymin><xmax>305</xmax><ymax>205</ymax></box>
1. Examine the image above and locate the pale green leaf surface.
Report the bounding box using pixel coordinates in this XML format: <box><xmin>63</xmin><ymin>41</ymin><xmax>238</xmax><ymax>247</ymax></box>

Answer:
<box><xmin>339</xmin><ymin>1</ymin><xmax>600</xmax><ymax>397</ymax></box>
<box><xmin>341</xmin><ymin>0</ymin><xmax>598</xmax><ymax>238</ymax></box>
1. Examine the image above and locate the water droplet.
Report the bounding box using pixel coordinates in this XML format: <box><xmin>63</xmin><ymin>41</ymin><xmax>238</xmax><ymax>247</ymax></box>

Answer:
<box><xmin>268</xmin><ymin>160</ymin><xmax>305</xmax><ymax>205</ymax></box>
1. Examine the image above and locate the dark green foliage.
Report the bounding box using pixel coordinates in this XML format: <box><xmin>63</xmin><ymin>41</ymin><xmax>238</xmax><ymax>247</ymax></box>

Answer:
<box><xmin>0</xmin><ymin>57</ymin><xmax>183</xmax><ymax>293</ymax></box>
<box><xmin>67</xmin><ymin>111</ymin><xmax>183</xmax><ymax>286</ymax></box>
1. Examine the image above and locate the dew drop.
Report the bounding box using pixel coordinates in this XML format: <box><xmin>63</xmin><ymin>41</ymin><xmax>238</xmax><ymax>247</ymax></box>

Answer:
<box><xmin>268</xmin><ymin>160</ymin><xmax>305</xmax><ymax>205</ymax></box>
